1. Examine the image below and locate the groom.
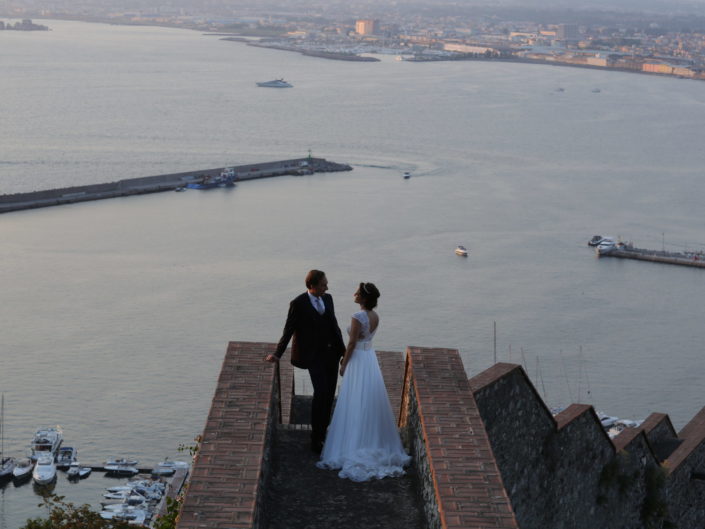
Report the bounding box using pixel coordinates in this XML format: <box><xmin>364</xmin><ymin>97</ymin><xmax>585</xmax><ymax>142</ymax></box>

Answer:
<box><xmin>265</xmin><ymin>269</ymin><xmax>346</xmax><ymax>453</ymax></box>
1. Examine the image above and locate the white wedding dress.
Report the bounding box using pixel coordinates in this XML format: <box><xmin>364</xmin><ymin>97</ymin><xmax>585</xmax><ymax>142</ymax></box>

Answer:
<box><xmin>316</xmin><ymin>310</ymin><xmax>411</xmax><ymax>481</ymax></box>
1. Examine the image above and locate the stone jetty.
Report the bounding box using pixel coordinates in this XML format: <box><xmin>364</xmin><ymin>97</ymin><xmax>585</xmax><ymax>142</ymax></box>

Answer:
<box><xmin>0</xmin><ymin>157</ymin><xmax>351</xmax><ymax>214</ymax></box>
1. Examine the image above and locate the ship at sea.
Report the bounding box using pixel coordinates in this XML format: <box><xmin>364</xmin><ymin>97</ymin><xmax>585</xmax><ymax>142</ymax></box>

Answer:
<box><xmin>256</xmin><ymin>79</ymin><xmax>292</xmax><ymax>88</ymax></box>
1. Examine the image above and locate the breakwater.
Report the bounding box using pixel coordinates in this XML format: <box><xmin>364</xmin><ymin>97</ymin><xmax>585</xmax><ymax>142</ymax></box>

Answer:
<box><xmin>0</xmin><ymin>157</ymin><xmax>351</xmax><ymax>214</ymax></box>
<box><xmin>598</xmin><ymin>244</ymin><xmax>705</xmax><ymax>268</ymax></box>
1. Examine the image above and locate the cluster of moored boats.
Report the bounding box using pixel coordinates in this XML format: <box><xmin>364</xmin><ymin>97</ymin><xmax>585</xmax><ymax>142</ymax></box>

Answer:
<box><xmin>0</xmin><ymin>424</ymin><xmax>188</xmax><ymax>491</ymax></box>
<box><xmin>98</xmin><ymin>475</ymin><xmax>176</xmax><ymax>525</ymax></box>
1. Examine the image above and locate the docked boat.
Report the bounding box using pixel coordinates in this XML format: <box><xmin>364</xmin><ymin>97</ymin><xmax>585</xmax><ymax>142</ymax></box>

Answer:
<box><xmin>588</xmin><ymin>235</ymin><xmax>605</xmax><ymax>246</ymax></box>
<box><xmin>0</xmin><ymin>395</ymin><xmax>15</xmax><ymax>482</ymax></box>
<box><xmin>185</xmin><ymin>172</ymin><xmax>236</xmax><ymax>190</ymax></box>
<box><xmin>30</xmin><ymin>426</ymin><xmax>63</xmax><ymax>459</ymax></box>
<box><xmin>105</xmin><ymin>457</ymin><xmax>138</xmax><ymax>467</ymax></box>
<box><xmin>151</xmin><ymin>458</ymin><xmax>189</xmax><ymax>477</ymax></box>
<box><xmin>595</xmin><ymin>238</ymin><xmax>617</xmax><ymax>255</ymax></box>
<box><xmin>256</xmin><ymin>78</ymin><xmax>292</xmax><ymax>88</ymax></box>
<box><xmin>32</xmin><ymin>454</ymin><xmax>57</xmax><ymax>485</ymax></box>
<box><xmin>55</xmin><ymin>446</ymin><xmax>76</xmax><ymax>469</ymax></box>
<box><xmin>67</xmin><ymin>461</ymin><xmax>91</xmax><ymax>480</ymax></box>
<box><xmin>455</xmin><ymin>245</ymin><xmax>469</xmax><ymax>257</ymax></box>
<box><xmin>104</xmin><ymin>462</ymin><xmax>139</xmax><ymax>476</ymax></box>
<box><xmin>12</xmin><ymin>458</ymin><xmax>34</xmax><ymax>482</ymax></box>
<box><xmin>403</xmin><ymin>172</ymin><xmax>411</xmax><ymax>179</ymax></box>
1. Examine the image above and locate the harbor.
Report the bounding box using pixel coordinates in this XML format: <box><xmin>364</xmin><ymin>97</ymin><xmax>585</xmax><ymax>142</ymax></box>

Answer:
<box><xmin>0</xmin><ymin>157</ymin><xmax>352</xmax><ymax>214</ymax></box>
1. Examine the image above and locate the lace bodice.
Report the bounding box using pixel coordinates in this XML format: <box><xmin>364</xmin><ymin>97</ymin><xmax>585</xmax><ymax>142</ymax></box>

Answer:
<box><xmin>348</xmin><ymin>310</ymin><xmax>377</xmax><ymax>345</ymax></box>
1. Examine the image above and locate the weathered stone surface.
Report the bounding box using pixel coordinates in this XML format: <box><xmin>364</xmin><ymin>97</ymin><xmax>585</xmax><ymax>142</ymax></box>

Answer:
<box><xmin>262</xmin><ymin>426</ymin><xmax>425</xmax><ymax>529</ymax></box>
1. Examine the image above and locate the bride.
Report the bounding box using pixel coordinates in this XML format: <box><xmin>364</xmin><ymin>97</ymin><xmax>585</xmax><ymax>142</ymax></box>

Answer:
<box><xmin>316</xmin><ymin>282</ymin><xmax>411</xmax><ymax>482</ymax></box>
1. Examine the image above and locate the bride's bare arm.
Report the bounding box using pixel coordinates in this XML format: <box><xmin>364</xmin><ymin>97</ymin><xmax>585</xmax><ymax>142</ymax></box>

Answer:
<box><xmin>340</xmin><ymin>317</ymin><xmax>361</xmax><ymax>376</ymax></box>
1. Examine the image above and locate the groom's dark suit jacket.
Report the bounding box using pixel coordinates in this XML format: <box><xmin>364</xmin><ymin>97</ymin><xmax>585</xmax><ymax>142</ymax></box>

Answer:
<box><xmin>275</xmin><ymin>292</ymin><xmax>345</xmax><ymax>369</ymax></box>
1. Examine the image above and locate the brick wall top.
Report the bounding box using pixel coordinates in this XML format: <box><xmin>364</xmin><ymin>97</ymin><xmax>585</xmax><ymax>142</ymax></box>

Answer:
<box><xmin>376</xmin><ymin>350</ymin><xmax>405</xmax><ymax>421</ymax></box>
<box><xmin>555</xmin><ymin>404</ymin><xmax>593</xmax><ymax>429</ymax></box>
<box><xmin>406</xmin><ymin>346</ymin><xmax>519</xmax><ymax>529</ymax></box>
<box><xmin>613</xmin><ymin>426</ymin><xmax>646</xmax><ymax>452</ymax></box>
<box><xmin>178</xmin><ymin>341</ymin><xmax>277</xmax><ymax>529</ymax></box>
<box><xmin>669</xmin><ymin>405</ymin><xmax>705</xmax><ymax>471</ymax></box>
<box><xmin>640</xmin><ymin>412</ymin><xmax>677</xmax><ymax>438</ymax></box>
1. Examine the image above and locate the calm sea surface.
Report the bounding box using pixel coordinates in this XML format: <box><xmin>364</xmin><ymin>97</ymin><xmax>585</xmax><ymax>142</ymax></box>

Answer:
<box><xmin>2</xmin><ymin>19</ymin><xmax>705</xmax><ymax>527</ymax></box>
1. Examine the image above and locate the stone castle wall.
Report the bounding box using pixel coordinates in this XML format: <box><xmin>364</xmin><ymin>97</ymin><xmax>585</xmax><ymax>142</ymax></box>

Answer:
<box><xmin>470</xmin><ymin>362</ymin><xmax>705</xmax><ymax>529</ymax></box>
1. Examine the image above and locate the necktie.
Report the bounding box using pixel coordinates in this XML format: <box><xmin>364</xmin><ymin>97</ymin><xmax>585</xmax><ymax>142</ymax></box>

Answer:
<box><xmin>315</xmin><ymin>297</ymin><xmax>324</xmax><ymax>315</ymax></box>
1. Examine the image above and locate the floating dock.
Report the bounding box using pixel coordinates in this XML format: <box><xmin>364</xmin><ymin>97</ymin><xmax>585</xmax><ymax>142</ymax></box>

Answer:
<box><xmin>598</xmin><ymin>244</ymin><xmax>705</xmax><ymax>268</ymax></box>
<box><xmin>0</xmin><ymin>157</ymin><xmax>352</xmax><ymax>214</ymax></box>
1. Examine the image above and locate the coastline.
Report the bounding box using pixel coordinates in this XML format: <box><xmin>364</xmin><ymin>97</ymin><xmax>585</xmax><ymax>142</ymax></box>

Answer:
<box><xmin>6</xmin><ymin>16</ymin><xmax>702</xmax><ymax>81</ymax></box>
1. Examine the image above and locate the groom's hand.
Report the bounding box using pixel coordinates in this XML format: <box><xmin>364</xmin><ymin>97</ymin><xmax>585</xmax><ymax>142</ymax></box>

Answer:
<box><xmin>264</xmin><ymin>354</ymin><xmax>279</xmax><ymax>363</ymax></box>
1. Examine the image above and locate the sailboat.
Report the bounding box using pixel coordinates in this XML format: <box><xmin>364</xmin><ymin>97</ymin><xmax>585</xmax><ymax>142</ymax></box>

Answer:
<box><xmin>0</xmin><ymin>394</ymin><xmax>16</xmax><ymax>481</ymax></box>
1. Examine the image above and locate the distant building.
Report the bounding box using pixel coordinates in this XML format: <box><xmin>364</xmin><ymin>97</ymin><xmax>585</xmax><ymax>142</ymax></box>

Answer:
<box><xmin>556</xmin><ymin>24</ymin><xmax>580</xmax><ymax>43</ymax></box>
<box><xmin>355</xmin><ymin>19</ymin><xmax>377</xmax><ymax>36</ymax></box>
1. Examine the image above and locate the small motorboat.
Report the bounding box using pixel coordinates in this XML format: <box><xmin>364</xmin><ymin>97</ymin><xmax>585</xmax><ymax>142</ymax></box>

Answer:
<box><xmin>32</xmin><ymin>454</ymin><xmax>57</xmax><ymax>485</ymax></box>
<box><xmin>151</xmin><ymin>458</ymin><xmax>189</xmax><ymax>477</ymax></box>
<box><xmin>455</xmin><ymin>245</ymin><xmax>469</xmax><ymax>257</ymax></box>
<box><xmin>105</xmin><ymin>457</ymin><xmax>138</xmax><ymax>467</ymax></box>
<box><xmin>104</xmin><ymin>463</ymin><xmax>139</xmax><ymax>476</ymax></box>
<box><xmin>403</xmin><ymin>172</ymin><xmax>412</xmax><ymax>179</ymax></box>
<box><xmin>67</xmin><ymin>461</ymin><xmax>91</xmax><ymax>480</ymax></box>
<box><xmin>55</xmin><ymin>446</ymin><xmax>76</xmax><ymax>470</ymax></box>
<box><xmin>12</xmin><ymin>458</ymin><xmax>34</xmax><ymax>482</ymax></box>
<box><xmin>588</xmin><ymin>235</ymin><xmax>604</xmax><ymax>246</ymax></box>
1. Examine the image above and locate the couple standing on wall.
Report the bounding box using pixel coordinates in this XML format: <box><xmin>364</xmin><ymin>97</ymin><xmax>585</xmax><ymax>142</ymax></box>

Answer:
<box><xmin>264</xmin><ymin>269</ymin><xmax>410</xmax><ymax>482</ymax></box>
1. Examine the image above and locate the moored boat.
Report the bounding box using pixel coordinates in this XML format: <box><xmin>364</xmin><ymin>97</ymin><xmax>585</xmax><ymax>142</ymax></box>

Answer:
<box><xmin>56</xmin><ymin>446</ymin><xmax>76</xmax><ymax>469</ymax></box>
<box><xmin>32</xmin><ymin>454</ymin><xmax>57</xmax><ymax>485</ymax></box>
<box><xmin>0</xmin><ymin>394</ymin><xmax>15</xmax><ymax>482</ymax></box>
<box><xmin>67</xmin><ymin>460</ymin><xmax>91</xmax><ymax>480</ymax></box>
<box><xmin>185</xmin><ymin>172</ymin><xmax>236</xmax><ymax>190</ymax></box>
<box><xmin>151</xmin><ymin>458</ymin><xmax>189</xmax><ymax>477</ymax></box>
<box><xmin>30</xmin><ymin>426</ymin><xmax>63</xmax><ymax>460</ymax></box>
<box><xmin>12</xmin><ymin>458</ymin><xmax>34</xmax><ymax>482</ymax></box>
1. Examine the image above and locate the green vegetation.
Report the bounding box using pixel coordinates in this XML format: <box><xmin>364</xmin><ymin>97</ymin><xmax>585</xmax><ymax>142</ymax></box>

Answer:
<box><xmin>20</xmin><ymin>495</ymin><xmax>132</xmax><ymax>529</ymax></box>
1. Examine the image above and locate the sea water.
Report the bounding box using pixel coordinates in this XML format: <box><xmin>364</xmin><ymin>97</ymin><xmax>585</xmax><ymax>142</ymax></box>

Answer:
<box><xmin>2</xmin><ymin>19</ymin><xmax>705</xmax><ymax>528</ymax></box>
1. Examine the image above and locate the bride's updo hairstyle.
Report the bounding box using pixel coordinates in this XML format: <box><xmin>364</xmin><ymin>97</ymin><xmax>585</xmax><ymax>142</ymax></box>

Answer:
<box><xmin>358</xmin><ymin>282</ymin><xmax>380</xmax><ymax>310</ymax></box>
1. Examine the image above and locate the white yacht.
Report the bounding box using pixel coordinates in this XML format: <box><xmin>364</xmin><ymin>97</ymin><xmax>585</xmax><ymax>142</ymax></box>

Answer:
<box><xmin>32</xmin><ymin>454</ymin><xmax>57</xmax><ymax>485</ymax></box>
<box><xmin>256</xmin><ymin>78</ymin><xmax>292</xmax><ymax>88</ymax></box>
<box><xmin>455</xmin><ymin>245</ymin><xmax>469</xmax><ymax>257</ymax></box>
<box><xmin>30</xmin><ymin>426</ymin><xmax>63</xmax><ymax>459</ymax></box>
<box><xmin>595</xmin><ymin>238</ymin><xmax>616</xmax><ymax>255</ymax></box>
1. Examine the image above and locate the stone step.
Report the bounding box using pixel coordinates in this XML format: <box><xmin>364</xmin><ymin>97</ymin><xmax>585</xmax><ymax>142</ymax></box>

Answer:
<box><xmin>261</xmin><ymin>426</ymin><xmax>425</xmax><ymax>529</ymax></box>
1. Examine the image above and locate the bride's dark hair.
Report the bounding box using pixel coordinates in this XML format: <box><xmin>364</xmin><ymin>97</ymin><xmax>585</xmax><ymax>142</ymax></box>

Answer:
<box><xmin>358</xmin><ymin>282</ymin><xmax>380</xmax><ymax>310</ymax></box>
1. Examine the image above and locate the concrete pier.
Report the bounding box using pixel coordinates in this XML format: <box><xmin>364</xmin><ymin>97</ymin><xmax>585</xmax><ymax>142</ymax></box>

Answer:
<box><xmin>598</xmin><ymin>245</ymin><xmax>705</xmax><ymax>268</ymax></box>
<box><xmin>0</xmin><ymin>157</ymin><xmax>351</xmax><ymax>214</ymax></box>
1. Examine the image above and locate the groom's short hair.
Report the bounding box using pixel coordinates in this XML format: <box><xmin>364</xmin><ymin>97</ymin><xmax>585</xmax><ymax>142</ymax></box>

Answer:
<box><xmin>305</xmin><ymin>269</ymin><xmax>326</xmax><ymax>289</ymax></box>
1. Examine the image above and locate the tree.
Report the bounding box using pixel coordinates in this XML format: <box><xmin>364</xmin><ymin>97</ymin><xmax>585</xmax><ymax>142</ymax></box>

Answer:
<box><xmin>20</xmin><ymin>495</ymin><xmax>132</xmax><ymax>529</ymax></box>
